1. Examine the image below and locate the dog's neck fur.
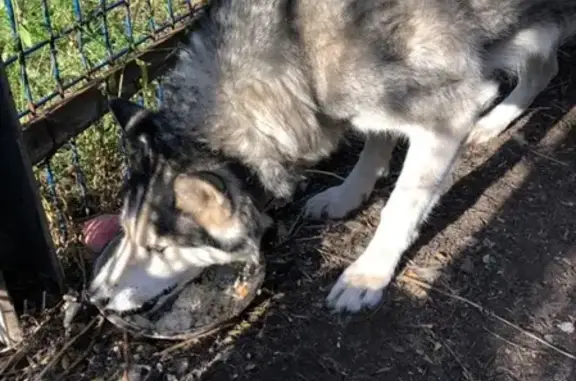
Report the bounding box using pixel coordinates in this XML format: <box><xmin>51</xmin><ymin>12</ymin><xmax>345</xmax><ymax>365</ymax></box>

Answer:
<box><xmin>158</xmin><ymin>0</ymin><xmax>342</xmax><ymax>203</ymax></box>
<box><xmin>225</xmin><ymin>159</ymin><xmax>275</xmax><ymax>211</ymax></box>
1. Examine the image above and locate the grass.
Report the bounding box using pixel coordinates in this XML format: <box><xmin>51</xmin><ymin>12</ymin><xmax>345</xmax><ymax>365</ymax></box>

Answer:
<box><xmin>0</xmin><ymin>0</ymin><xmax>199</xmax><ymax>277</ymax></box>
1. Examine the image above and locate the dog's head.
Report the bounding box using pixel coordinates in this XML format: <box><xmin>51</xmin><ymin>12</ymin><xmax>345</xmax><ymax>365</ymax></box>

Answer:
<box><xmin>87</xmin><ymin>98</ymin><xmax>273</xmax><ymax>314</ymax></box>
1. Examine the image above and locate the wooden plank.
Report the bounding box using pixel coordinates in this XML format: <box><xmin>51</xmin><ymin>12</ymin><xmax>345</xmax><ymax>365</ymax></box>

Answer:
<box><xmin>0</xmin><ymin>271</ymin><xmax>23</xmax><ymax>347</ymax></box>
<box><xmin>22</xmin><ymin>22</ymin><xmax>195</xmax><ymax>165</ymax></box>
<box><xmin>0</xmin><ymin>60</ymin><xmax>65</xmax><ymax>302</ymax></box>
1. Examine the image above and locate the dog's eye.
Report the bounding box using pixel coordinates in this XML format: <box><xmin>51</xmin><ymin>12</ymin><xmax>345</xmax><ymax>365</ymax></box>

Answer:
<box><xmin>147</xmin><ymin>244</ymin><xmax>167</xmax><ymax>253</ymax></box>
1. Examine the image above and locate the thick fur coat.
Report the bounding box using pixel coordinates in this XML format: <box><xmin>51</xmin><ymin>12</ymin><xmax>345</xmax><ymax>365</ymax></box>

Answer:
<box><xmin>88</xmin><ymin>0</ymin><xmax>576</xmax><ymax>314</ymax></box>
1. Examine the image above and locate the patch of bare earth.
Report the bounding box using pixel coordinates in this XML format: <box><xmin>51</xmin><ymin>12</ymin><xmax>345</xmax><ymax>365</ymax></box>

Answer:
<box><xmin>2</xmin><ymin>47</ymin><xmax>576</xmax><ymax>381</ymax></box>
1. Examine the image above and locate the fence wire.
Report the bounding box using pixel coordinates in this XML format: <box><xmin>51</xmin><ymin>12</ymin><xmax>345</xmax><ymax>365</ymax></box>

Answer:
<box><xmin>1</xmin><ymin>0</ymin><xmax>197</xmax><ymax>120</ymax></box>
<box><xmin>1</xmin><ymin>0</ymin><xmax>200</xmax><ymax>253</ymax></box>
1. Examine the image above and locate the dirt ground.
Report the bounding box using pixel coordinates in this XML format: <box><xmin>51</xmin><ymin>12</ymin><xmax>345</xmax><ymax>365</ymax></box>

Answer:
<box><xmin>2</xmin><ymin>46</ymin><xmax>576</xmax><ymax>381</ymax></box>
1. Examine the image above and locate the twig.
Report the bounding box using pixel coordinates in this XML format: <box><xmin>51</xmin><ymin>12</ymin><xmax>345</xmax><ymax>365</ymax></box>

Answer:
<box><xmin>154</xmin><ymin>337</ymin><xmax>199</xmax><ymax>358</ymax></box>
<box><xmin>0</xmin><ymin>343</ymin><xmax>31</xmax><ymax>376</ymax></box>
<box><xmin>304</xmin><ymin>169</ymin><xmax>345</xmax><ymax>182</ymax></box>
<box><xmin>318</xmin><ymin>355</ymin><xmax>348</xmax><ymax>377</ymax></box>
<box><xmin>57</xmin><ymin>318</ymin><xmax>105</xmax><ymax>379</ymax></box>
<box><xmin>284</xmin><ymin>211</ymin><xmax>304</xmax><ymax>241</ymax></box>
<box><xmin>287</xmin><ymin>211</ymin><xmax>304</xmax><ymax>235</ymax></box>
<box><xmin>117</xmin><ymin>70</ymin><xmax>125</xmax><ymax>98</ymax></box>
<box><xmin>274</xmin><ymin>210</ymin><xmax>305</xmax><ymax>247</ymax></box>
<box><xmin>526</xmin><ymin>147</ymin><xmax>569</xmax><ymax>166</ymax></box>
<box><xmin>512</xmin><ymin>135</ymin><xmax>569</xmax><ymax>166</ymax></box>
<box><xmin>293</xmin><ymin>235</ymin><xmax>322</xmax><ymax>242</ymax></box>
<box><xmin>34</xmin><ymin>317</ymin><xmax>101</xmax><ymax>381</ymax></box>
<box><xmin>153</xmin><ymin>323</ymin><xmax>232</xmax><ymax>358</ymax></box>
<box><xmin>122</xmin><ymin>330</ymin><xmax>131</xmax><ymax>381</ymax></box>
<box><xmin>41</xmin><ymin>291</ymin><xmax>47</xmax><ymax>311</ymax></box>
<box><xmin>426</xmin><ymin>329</ymin><xmax>476</xmax><ymax>381</ymax></box>
<box><xmin>482</xmin><ymin>327</ymin><xmax>539</xmax><ymax>354</ymax></box>
<box><xmin>0</xmin><ymin>301</ymin><xmax>65</xmax><ymax>376</ymax></box>
<box><xmin>398</xmin><ymin>275</ymin><xmax>576</xmax><ymax>361</ymax></box>
<box><xmin>0</xmin><ymin>322</ymin><xmax>46</xmax><ymax>375</ymax></box>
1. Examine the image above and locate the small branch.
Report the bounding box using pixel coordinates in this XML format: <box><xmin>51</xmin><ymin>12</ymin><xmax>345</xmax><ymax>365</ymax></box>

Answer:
<box><xmin>57</xmin><ymin>318</ymin><xmax>105</xmax><ymax>378</ymax></box>
<box><xmin>274</xmin><ymin>210</ymin><xmax>305</xmax><ymax>247</ymax></box>
<box><xmin>525</xmin><ymin>147</ymin><xmax>569</xmax><ymax>166</ymax></box>
<box><xmin>122</xmin><ymin>330</ymin><xmax>131</xmax><ymax>381</ymax></box>
<box><xmin>512</xmin><ymin>135</ymin><xmax>569</xmax><ymax>167</ymax></box>
<box><xmin>482</xmin><ymin>327</ymin><xmax>540</xmax><ymax>354</ymax></box>
<box><xmin>153</xmin><ymin>323</ymin><xmax>232</xmax><ymax>358</ymax></box>
<box><xmin>34</xmin><ymin>317</ymin><xmax>101</xmax><ymax>381</ymax></box>
<box><xmin>426</xmin><ymin>329</ymin><xmax>476</xmax><ymax>381</ymax></box>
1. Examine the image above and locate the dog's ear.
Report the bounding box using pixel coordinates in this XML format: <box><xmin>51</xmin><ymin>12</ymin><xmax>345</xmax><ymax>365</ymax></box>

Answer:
<box><xmin>173</xmin><ymin>173</ymin><xmax>235</xmax><ymax>232</ymax></box>
<box><xmin>108</xmin><ymin>98</ymin><xmax>157</xmax><ymax>155</ymax></box>
<box><xmin>108</xmin><ymin>98</ymin><xmax>146</xmax><ymax>130</ymax></box>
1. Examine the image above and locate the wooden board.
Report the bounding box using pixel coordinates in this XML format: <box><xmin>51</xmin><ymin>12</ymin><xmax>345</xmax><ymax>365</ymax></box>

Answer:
<box><xmin>0</xmin><ymin>270</ymin><xmax>23</xmax><ymax>347</ymax></box>
<box><xmin>0</xmin><ymin>60</ymin><xmax>64</xmax><ymax>301</ymax></box>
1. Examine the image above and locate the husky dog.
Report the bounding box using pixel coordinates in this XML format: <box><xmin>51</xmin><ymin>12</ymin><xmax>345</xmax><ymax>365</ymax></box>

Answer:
<box><xmin>89</xmin><ymin>0</ymin><xmax>576</xmax><ymax>314</ymax></box>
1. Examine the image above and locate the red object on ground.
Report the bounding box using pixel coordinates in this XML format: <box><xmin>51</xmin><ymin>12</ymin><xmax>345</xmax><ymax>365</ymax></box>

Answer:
<box><xmin>82</xmin><ymin>214</ymin><xmax>121</xmax><ymax>253</ymax></box>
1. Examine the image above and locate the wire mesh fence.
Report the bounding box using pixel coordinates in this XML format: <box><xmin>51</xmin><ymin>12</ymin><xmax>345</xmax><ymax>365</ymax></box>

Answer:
<box><xmin>2</xmin><ymin>0</ymin><xmax>199</xmax><ymax>120</ymax></box>
<box><xmin>0</xmin><ymin>0</ymin><xmax>203</xmax><ymax>287</ymax></box>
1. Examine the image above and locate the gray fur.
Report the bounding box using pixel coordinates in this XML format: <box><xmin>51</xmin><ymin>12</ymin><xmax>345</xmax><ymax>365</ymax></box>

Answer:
<box><xmin>90</xmin><ymin>0</ymin><xmax>576</xmax><ymax>313</ymax></box>
<box><xmin>157</xmin><ymin>0</ymin><xmax>575</xmax><ymax>196</ymax></box>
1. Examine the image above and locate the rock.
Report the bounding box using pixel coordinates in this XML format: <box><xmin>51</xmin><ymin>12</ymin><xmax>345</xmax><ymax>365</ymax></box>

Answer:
<box><xmin>62</xmin><ymin>297</ymin><xmax>82</xmax><ymax>334</ymax></box>
<box><xmin>92</xmin><ymin>343</ymin><xmax>103</xmax><ymax>353</ymax></box>
<box><xmin>121</xmin><ymin>365</ymin><xmax>150</xmax><ymax>381</ymax></box>
<box><xmin>459</xmin><ymin>257</ymin><xmax>475</xmax><ymax>274</ymax></box>
<box><xmin>245</xmin><ymin>363</ymin><xmax>256</xmax><ymax>371</ymax></box>
<box><xmin>175</xmin><ymin>358</ymin><xmax>189</xmax><ymax>375</ymax></box>
<box><xmin>557</xmin><ymin>321</ymin><xmax>575</xmax><ymax>334</ymax></box>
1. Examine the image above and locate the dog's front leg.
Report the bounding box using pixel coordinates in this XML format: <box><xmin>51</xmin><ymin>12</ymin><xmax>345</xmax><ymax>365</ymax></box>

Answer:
<box><xmin>305</xmin><ymin>133</ymin><xmax>396</xmax><ymax>219</ymax></box>
<box><xmin>326</xmin><ymin>128</ymin><xmax>465</xmax><ymax>312</ymax></box>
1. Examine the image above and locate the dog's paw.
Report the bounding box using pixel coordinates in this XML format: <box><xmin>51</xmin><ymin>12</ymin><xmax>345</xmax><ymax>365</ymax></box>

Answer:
<box><xmin>305</xmin><ymin>185</ymin><xmax>366</xmax><ymax>220</ymax></box>
<box><xmin>467</xmin><ymin>111</ymin><xmax>512</xmax><ymax>146</ymax></box>
<box><xmin>326</xmin><ymin>256</ymin><xmax>395</xmax><ymax>313</ymax></box>
<box><xmin>466</xmin><ymin>125</ymin><xmax>503</xmax><ymax>146</ymax></box>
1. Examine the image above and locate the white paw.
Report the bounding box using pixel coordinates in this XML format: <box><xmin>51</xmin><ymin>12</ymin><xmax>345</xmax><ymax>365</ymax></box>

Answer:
<box><xmin>326</xmin><ymin>255</ymin><xmax>395</xmax><ymax>313</ymax></box>
<box><xmin>467</xmin><ymin>104</ymin><xmax>519</xmax><ymax>146</ymax></box>
<box><xmin>305</xmin><ymin>185</ymin><xmax>366</xmax><ymax>220</ymax></box>
<box><xmin>466</xmin><ymin>123</ymin><xmax>504</xmax><ymax>146</ymax></box>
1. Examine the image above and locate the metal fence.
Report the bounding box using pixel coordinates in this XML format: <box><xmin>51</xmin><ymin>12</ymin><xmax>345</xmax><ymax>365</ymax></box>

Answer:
<box><xmin>3</xmin><ymin>0</ymin><xmax>202</xmax><ymax>119</ymax></box>
<box><xmin>0</xmin><ymin>0</ymin><xmax>205</xmax><ymax>329</ymax></box>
